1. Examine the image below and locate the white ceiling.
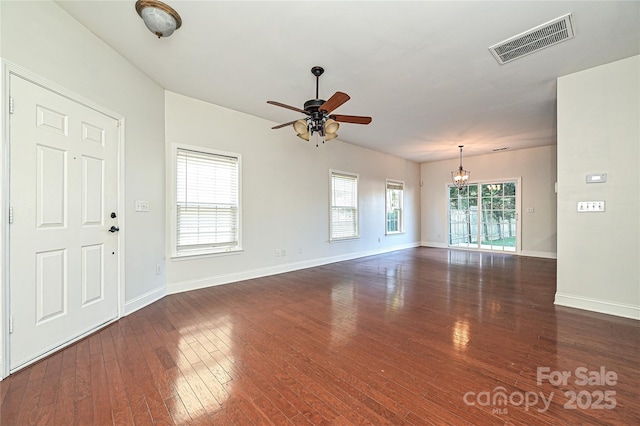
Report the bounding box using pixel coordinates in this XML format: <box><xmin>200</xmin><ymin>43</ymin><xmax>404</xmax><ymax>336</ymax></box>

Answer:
<box><xmin>56</xmin><ymin>1</ymin><xmax>640</xmax><ymax>163</ymax></box>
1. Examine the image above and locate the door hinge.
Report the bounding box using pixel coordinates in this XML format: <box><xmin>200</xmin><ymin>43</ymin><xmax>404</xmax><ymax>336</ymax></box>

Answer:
<box><xmin>9</xmin><ymin>97</ymin><xmax>14</xmax><ymax>114</ymax></box>
<box><xmin>9</xmin><ymin>316</ymin><xmax>13</xmax><ymax>333</ymax></box>
<box><xmin>9</xmin><ymin>206</ymin><xmax>13</xmax><ymax>224</ymax></box>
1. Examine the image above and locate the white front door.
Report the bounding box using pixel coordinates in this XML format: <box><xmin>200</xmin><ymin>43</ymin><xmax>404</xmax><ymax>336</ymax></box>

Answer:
<box><xmin>9</xmin><ymin>74</ymin><xmax>120</xmax><ymax>371</ymax></box>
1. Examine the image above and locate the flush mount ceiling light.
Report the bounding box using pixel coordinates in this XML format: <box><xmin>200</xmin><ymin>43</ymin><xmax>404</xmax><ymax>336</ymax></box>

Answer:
<box><xmin>452</xmin><ymin>145</ymin><xmax>470</xmax><ymax>190</ymax></box>
<box><xmin>135</xmin><ymin>0</ymin><xmax>182</xmax><ymax>38</ymax></box>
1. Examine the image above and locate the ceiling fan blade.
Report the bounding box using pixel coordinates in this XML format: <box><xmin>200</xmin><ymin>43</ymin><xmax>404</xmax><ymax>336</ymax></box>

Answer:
<box><xmin>331</xmin><ymin>114</ymin><xmax>372</xmax><ymax>125</ymax></box>
<box><xmin>319</xmin><ymin>91</ymin><xmax>350</xmax><ymax>114</ymax></box>
<box><xmin>267</xmin><ymin>100</ymin><xmax>308</xmax><ymax>115</ymax></box>
<box><xmin>271</xmin><ymin>119</ymin><xmax>299</xmax><ymax>130</ymax></box>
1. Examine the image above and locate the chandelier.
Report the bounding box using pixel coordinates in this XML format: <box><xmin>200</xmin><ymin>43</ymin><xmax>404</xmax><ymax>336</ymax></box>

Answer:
<box><xmin>451</xmin><ymin>145</ymin><xmax>470</xmax><ymax>190</ymax></box>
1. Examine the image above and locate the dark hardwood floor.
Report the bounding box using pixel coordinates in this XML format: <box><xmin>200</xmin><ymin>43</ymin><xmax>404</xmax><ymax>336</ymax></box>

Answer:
<box><xmin>1</xmin><ymin>247</ymin><xmax>639</xmax><ymax>425</ymax></box>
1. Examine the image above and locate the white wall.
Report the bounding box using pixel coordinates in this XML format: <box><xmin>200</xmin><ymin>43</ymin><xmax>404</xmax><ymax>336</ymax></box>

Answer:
<box><xmin>421</xmin><ymin>145</ymin><xmax>557</xmax><ymax>258</ymax></box>
<box><xmin>1</xmin><ymin>1</ymin><xmax>167</xmax><ymax>317</ymax></box>
<box><xmin>165</xmin><ymin>91</ymin><xmax>421</xmax><ymax>293</ymax></box>
<box><xmin>556</xmin><ymin>55</ymin><xmax>639</xmax><ymax>320</ymax></box>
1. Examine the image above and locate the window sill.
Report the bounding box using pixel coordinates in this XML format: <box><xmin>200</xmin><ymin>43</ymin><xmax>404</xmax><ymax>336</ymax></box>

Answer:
<box><xmin>329</xmin><ymin>236</ymin><xmax>360</xmax><ymax>243</ymax></box>
<box><xmin>171</xmin><ymin>248</ymin><xmax>244</xmax><ymax>261</ymax></box>
<box><xmin>385</xmin><ymin>231</ymin><xmax>405</xmax><ymax>236</ymax></box>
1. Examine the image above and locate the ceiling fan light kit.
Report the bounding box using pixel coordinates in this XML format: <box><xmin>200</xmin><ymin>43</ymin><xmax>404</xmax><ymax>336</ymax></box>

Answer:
<box><xmin>293</xmin><ymin>119</ymin><xmax>308</xmax><ymax>135</ymax></box>
<box><xmin>325</xmin><ymin>119</ymin><xmax>339</xmax><ymax>134</ymax></box>
<box><xmin>268</xmin><ymin>66</ymin><xmax>372</xmax><ymax>147</ymax></box>
<box><xmin>135</xmin><ymin>0</ymin><xmax>182</xmax><ymax>38</ymax></box>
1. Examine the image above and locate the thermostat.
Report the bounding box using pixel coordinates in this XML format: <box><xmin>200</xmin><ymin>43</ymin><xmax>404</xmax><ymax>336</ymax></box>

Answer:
<box><xmin>586</xmin><ymin>173</ymin><xmax>607</xmax><ymax>183</ymax></box>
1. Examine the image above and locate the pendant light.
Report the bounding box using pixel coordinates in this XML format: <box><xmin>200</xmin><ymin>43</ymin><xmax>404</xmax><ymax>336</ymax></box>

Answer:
<box><xmin>451</xmin><ymin>145</ymin><xmax>470</xmax><ymax>190</ymax></box>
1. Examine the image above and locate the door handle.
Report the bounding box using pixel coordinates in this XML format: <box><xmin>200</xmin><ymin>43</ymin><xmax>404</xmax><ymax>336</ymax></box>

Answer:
<box><xmin>108</xmin><ymin>226</ymin><xmax>120</xmax><ymax>233</ymax></box>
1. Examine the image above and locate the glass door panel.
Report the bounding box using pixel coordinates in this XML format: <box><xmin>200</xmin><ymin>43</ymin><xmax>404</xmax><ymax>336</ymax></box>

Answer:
<box><xmin>448</xmin><ymin>181</ymin><xmax>517</xmax><ymax>253</ymax></box>
<box><xmin>480</xmin><ymin>182</ymin><xmax>517</xmax><ymax>252</ymax></box>
<box><xmin>448</xmin><ymin>184</ymin><xmax>478</xmax><ymax>248</ymax></box>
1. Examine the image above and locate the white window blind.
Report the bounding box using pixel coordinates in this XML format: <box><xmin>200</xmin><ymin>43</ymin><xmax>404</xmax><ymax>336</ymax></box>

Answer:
<box><xmin>386</xmin><ymin>180</ymin><xmax>404</xmax><ymax>234</ymax></box>
<box><xmin>330</xmin><ymin>171</ymin><xmax>359</xmax><ymax>240</ymax></box>
<box><xmin>176</xmin><ymin>148</ymin><xmax>239</xmax><ymax>255</ymax></box>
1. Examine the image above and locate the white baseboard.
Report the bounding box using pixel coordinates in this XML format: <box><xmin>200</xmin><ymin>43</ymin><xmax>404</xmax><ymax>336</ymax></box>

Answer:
<box><xmin>167</xmin><ymin>242</ymin><xmax>421</xmax><ymax>294</ymax></box>
<box><xmin>555</xmin><ymin>293</ymin><xmax>640</xmax><ymax>320</ymax></box>
<box><xmin>124</xmin><ymin>286</ymin><xmax>167</xmax><ymax>315</ymax></box>
<box><xmin>421</xmin><ymin>242</ymin><xmax>557</xmax><ymax>260</ymax></box>
<box><xmin>520</xmin><ymin>250</ymin><xmax>557</xmax><ymax>259</ymax></box>
<box><xmin>421</xmin><ymin>241</ymin><xmax>448</xmax><ymax>248</ymax></box>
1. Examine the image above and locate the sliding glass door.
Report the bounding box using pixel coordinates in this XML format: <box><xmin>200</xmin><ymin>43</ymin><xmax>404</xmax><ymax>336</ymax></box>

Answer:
<box><xmin>448</xmin><ymin>184</ymin><xmax>479</xmax><ymax>249</ymax></box>
<box><xmin>448</xmin><ymin>181</ymin><xmax>518</xmax><ymax>252</ymax></box>
<box><xmin>479</xmin><ymin>182</ymin><xmax>517</xmax><ymax>252</ymax></box>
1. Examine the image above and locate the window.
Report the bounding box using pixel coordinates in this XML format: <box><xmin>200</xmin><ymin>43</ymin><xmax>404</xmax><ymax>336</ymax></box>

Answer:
<box><xmin>174</xmin><ymin>146</ymin><xmax>241</xmax><ymax>256</ymax></box>
<box><xmin>386</xmin><ymin>180</ymin><xmax>404</xmax><ymax>234</ymax></box>
<box><xmin>330</xmin><ymin>170</ymin><xmax>359</xmax><ymax>241</ymax></box>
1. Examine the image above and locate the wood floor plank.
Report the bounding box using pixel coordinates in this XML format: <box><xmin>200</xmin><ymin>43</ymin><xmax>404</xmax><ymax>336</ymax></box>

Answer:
<box><xmin>122</xmin><ymin>315</ymin><xmax>176</xmax><ymax>425</ymax></box>
<box><xmin>15</xmin><ymin>360</ymin><xmax>47</xmax><ymax>425</ymax></box>
<box><xmin>112</xmin><ymin>327</ymin><xmax>154</xmax><ymax>426</ymax></box>
<box><xmin>73</xmin><ymin>394</ymin><xmax>93</xmax><ymax>426</ymax></box>
<box><xmin>164</xmin><ymin>393</ymin><xmax>194</xmax><ymax>425</ymax></box>
<box><xmin>0</xmin><ymin>369</ymin><xmax>30</xmax><ymax>425</ymax></box>
<box><xmin>103</xmin><ymin>358</ymin><xmax>135</xmax><ymax>426</ymax></box>
<box><xmin>90</xmin><ymin>352</ymin><xmax>113</xmax><ymax>426</ymax></box>
<box><xmin>2</xmin><ymin>248</ymin><xmax>639</xmax><ymax>425</ymax></box>
<box><xmin>73</xmin><ymin>338</ymin><xmax>92</xmax><ymax>404</ymax></box>
<box><xmin>52</xmin><ymin>366</ymin><xmax>76</xmax><ymax>426</ymax></box>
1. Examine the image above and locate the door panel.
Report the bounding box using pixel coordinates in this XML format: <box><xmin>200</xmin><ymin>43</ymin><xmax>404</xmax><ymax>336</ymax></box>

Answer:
<box><xmin>83</xmin><ymin>156</ymin><xmax>104</xmax><ymax>225</ymax></box>
<box><xmin>9</xmin><ymin>75</ymin><xmax>119</xmax><ymax>371</ymax></box>
<box><xmin>36</xmin><ymin>145</ymin><xmax>67</xmax><ymax>228</ymax></box>
<box><xmin>36</xmin><ymin>249</ymin><xmax>67</xmax><ymax>323</ymax></box>
<box><xmin>81</xmin><ymin>244</ymin><xmax>104</xmax><ymax>306</ymax></box>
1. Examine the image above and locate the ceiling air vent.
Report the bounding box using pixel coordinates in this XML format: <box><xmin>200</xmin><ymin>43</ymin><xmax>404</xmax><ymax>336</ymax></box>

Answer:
<box><xmin>489</xmin><ymin>14</ymin><xmax>575</xmax><ymax>65</ymax></box>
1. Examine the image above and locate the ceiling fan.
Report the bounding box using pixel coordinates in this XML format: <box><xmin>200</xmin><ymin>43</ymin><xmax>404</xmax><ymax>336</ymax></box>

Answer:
<box><xmin>267</xmin><ymin>66</ymin><xmax>372</xmax><ymax>145</ymax></box>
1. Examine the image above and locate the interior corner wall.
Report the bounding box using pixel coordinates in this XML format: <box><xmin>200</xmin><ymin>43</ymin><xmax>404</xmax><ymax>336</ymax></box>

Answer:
<box><xmin>1</xmin><ymin>1</ymin><xmax>167</xmax><ymax>313</ymax></box>
<box><xmin>556</xmin><ymin>55</ymin><xmax>640</xmax><ymax>320</ymax></box>
<box><xmin>164</xmin><ymin>91</ymin><xmax>421</xmax><ymax>294</ymax></box>
<box><xmin>420</xmin><ymin>145</ymin><xmax>558</xmax><ymax>258</ymax></box>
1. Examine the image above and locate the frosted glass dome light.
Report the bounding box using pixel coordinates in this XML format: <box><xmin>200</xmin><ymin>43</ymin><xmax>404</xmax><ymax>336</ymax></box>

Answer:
<box><xmin>135</xmin><ymin>0</ymin><xmax>182</xmax><ymax>38</ymax></box>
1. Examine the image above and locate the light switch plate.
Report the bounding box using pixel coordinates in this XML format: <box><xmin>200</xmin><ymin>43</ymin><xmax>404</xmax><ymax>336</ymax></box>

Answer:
<box><xmin>135</xmin><ymin>200</ymin><xmax>149</xmax><ymax>212</ymax></box>
<box><xmin>577</xmin><ymin>201</ymin><xmax>605</xmax><ymax>212</ymax></box>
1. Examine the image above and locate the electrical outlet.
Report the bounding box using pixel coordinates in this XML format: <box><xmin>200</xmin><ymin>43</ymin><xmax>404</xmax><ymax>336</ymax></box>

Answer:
<box><xmin>281</xmin><ymin>249</ymin><xmax>286</xmax><ymax>257</ymax></box>
<box><xmin>275</xmin><ymin>249</ymin><xmax>281</xmax><ymax>257</ymax></box>
<box><xmin>526</xmin><ymin>207</ymin><xmax>535</xmax><ymax>213</ymax></box>
<box><xmin>156</xmin><ymin>264</ymin><xmax>161</xmax><ymax>275</ymax></box>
